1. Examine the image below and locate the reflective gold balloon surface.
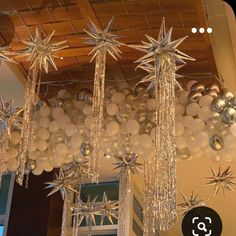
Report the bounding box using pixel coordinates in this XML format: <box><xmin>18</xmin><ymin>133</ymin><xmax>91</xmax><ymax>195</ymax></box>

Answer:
<box><xmin>209</xmin><ymin>135</ymin><xmax>224</xmax><ymax>151</ymax></box>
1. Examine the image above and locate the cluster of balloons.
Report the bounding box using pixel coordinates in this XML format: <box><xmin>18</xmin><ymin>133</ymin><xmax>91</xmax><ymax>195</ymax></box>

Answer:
<box><xmin>3</xmin><ymin>81</ymin><xmax>236</xmax><ymax>176</ymax></box>
<box><xmin>176</xmin><ymin>80</ymin><xmax>236</xmax><ymax>162</ymax></box>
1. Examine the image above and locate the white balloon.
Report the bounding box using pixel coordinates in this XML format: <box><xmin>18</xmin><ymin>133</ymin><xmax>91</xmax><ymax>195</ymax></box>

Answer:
<box><xmin>85</xmin><ymin>115</ymin><xmax>93</xmax><ymax>128</ymax></box>
<box><xmin>111</xmin><ymin>92</ymin><xmax>125</xmax><ymax>104</ymax></box>
<box><xmin>7</xmin><ymin>159</ymin><xmax>18</xmax><ymax>171</ymax></box>
<box><xmin>39</xmin><ymin>117</ymin><xmax>50</xmax><ymax>128</ymax></box>
<box><xmin>178</xmin><ymin>91</ymin><xmax>189</xmax><ymax>105</ymax></box>
<box><xmin>37</xmin><ymin>128</ymin><xmax>50</xmax><ymax>140</ymax></box>
<box><xmin>106</xmin><ymin>103</ymin><xmax>119</xmax><ymax>116</ymax></box>
<box><xmin>36</xmin><ymin>140</ymin><xmax>48</xmax><ymax>152</ymax></box>
<box><xmin>10</xmin><ymin>131</ymin><xmax>21</xmax><ymax>145</ymax></box>
<box><xmin>141</xmin><ymin>149</ymin><xmax>153</xmax><ymax>161</ymax></box>
<box><xmin>187</xmin><ymin>137</ymin><xmax>200</xmax><ymax>153</ymax></box>
<box><xmin>176</xmin><ymin>136</ymin><xmax>187</xmax><ymax>149</ymax></box>
<box><xmin>30</xmin><ymin>151</ymin><xmax>40</xmax><ymax>160</ymax></box>
<box><xmin>190</xmin><ymin>119</ymin><xmax>205</xmax><ymax>132</ymax></box>
<box><xmin>146</xmin><ymin>99</ymin><xmax>155</xmax><ymax>111</ymax></box>
<box><xmin>52</xmin><ymin>107</ymin><xmax>64</xmax><ymax>120</ymax></box>
<box><xmin>131</xmin><ymin>145</ymin><xmax>144</xmax><ymax>155</ymax></box>
<box><xmin>126</xmin><ymin>119</ymin><xmax>140</xmax><ymax>135</ymax></box>
<box><xmin>195</xmin><ymin>131</ymin><xmax>209</xmax><ymax>148</ymax></box>
<box><xmin>55</xmin><ymin>143</ymin><xmax>68</xmax><ymax>155</ymax></box>
<box><xmin>199</xmin><ymin>95</ymin><xmax>213</xmax><ymax>107</ymax></box>
<box><xmin>186</xmin><ymin>80</ymin><xmax>197</xmax><ymax>90</ymax></box>
<box><xmin>8</xmin><ymin>147</ymin><xmax>18</xmax><ymax>159</ymax></box>
<box><xmin>40</xmin><ymin>105</ymin><xmax>51</xmax><ymax>117</ymax></box>
<box><xmin>181</xmin><ymin>115</ymin><xmax>194</xmax><ymax>128</ymax></box>
<box><xmin>186</xmin><ymin>103</ymin><xmax>200</xmax><ymax>117</ymax></box>
<box><xmin>49</xmin><ymin>121</ymin><xmax>60</xmax><ymax>133</ymax></box>
<box><xmin>230</xmin><ymin>123</ymin><xmax>236</xmax><ymax>137</ymax></box>
<box><xmin>58</xmin><ymin>115</ymin><xmax>71</xmax><ymax>129</ymax></box>
<box><xmin>65</xmin><ymin>123</ymin><xmax>77</xmax><ymax>137</ymax></box>
<box><xmin>83</xmin><ymin>105</ymin><xmax>92</xmax><ymax>115</ymax></box>
<box><xmin>106</xmin><ymin>122</ymin><xmax>120</xmax><ymax>136</ymax></box>
<box><xmin>175</xmin><ymin>103</ymin><xmax>185</xmax><ymax>116</ymax></box>
<box><xmin>197</xmin><ymin>106</ymin><xmax>212</xmax><ymax>120</ymax></box>
<box><xmin>130</xmin><ymin>134</ymin><xmax>140</xmax><ymax>146</ymax></box>
<box><xmin>139</xmin><ymin>134</ymin><xmax>152</xmax><ymax>149</ymax></box>
<box><xmin>32</xmin><ymin>167</ymin><xmax>43</xmax><ymax>176</ymax></box>
<box><xmin>176</xmin><ymin>122</ymin><xmax>185</xmax><ymax>136</ymax></box>
<box><xmin>71</xmin><ymin>133</ymin><xmax>83</xmax><ymax>149</ymax></box>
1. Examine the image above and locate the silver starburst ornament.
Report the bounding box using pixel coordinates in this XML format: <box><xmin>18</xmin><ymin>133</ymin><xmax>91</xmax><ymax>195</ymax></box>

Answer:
<box><xmin>113</xmin><ymin>153</ymin><xmax>143</xmax><ymax>176</ymax></box>
<box><xmin>0</xmin><ymin>46</ymin><xmax>16</xmax><ymax>64</ymax></box>
<box><xmin>131</xmin><ymin>17</ymin><xmax>195</xmax><ymax>233</ymax></box>
<box><xmin>205</xmin><ymin>166</ymin><xmax>236</xmax><ymax>197</ymax></box>
<box><xmin>16</xmin><ymin>28</ymin><xmax>68</xmax><ymax>185</ymax></box>
<box><xmin>45</xmin><ymin>169</ymin><xmax>80</xmax><ymax>200</ymax></box>
<box><xmin>72</xmin><ymin>195</ymin><xmax>100</xmax><ymax>228</ymax></box>
<box><xmin>100</xmin><ymin>192</ymin><xmax>119</xmax><ymax>225</ymax></box>
<box><xmin>18</xmin><ymin>28</ymin><xmax>68</xmax><ymax>73</ymax></box>
<box><xmin>85</xmin><ymin>18</ymin><xmax>124</xmax><ymax>183</ymax></box>
<box><xmin>177</xmin><ymin>192</ymin><xmax>208</xmax><ymax>215</ymax></box>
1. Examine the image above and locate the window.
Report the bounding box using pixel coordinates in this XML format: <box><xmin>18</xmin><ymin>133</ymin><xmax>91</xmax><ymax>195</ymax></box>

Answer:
<box><xmin>0</xmin><ymin>174</ymin><xmax>14</xmax><ymax>236</ymax></box>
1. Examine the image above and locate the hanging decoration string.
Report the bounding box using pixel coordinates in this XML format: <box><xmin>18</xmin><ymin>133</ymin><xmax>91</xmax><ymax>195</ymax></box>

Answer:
<box><xmin>131</xmin><ymin>18</ymin><xmax>195</xmax><ymax>233</ymax></box>
<box><xmin>84</xmin><ymin>17</ymin><xmax>124</xmax><ymax>183</ymax></box>
<box><xmin>15</xmin><ymin>28</ymin><xmax>68</xmax><ymax>185</ymax></box>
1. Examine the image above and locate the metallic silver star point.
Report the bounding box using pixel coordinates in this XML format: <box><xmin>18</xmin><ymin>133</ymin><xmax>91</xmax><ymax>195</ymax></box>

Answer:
<box><xmin>205</xmin><ymin>166</ymin><xmax>236</xmax><ymax>197</ymax></box>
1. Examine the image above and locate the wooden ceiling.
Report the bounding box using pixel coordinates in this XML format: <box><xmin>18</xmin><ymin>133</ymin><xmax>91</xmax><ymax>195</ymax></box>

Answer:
<box><xmin>0</xmin><ymin>0</ymin><xmax>218</xmax><ymax>95</ymax></box>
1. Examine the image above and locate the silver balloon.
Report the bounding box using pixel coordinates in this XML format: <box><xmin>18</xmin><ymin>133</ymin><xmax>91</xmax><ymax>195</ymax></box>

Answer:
<box><xmin>135</xmin><ymin>111</ymin><xmax>147</xmax><ymax>123</ymax></box>
<box><xmin>209</xmin><ymin>135</ymin><xmax>224</xmax><ymax>151</ymax></box>
<box><xmin>80</xmin><ymin>143</ymin><xmax>92</xmax><ymax>156</ymax></box>
<box><xmin>210</xmin><ymin>98</ymin><xmax>226</xmax><ymax>113</ymax></box>
<box><xmin>177</xmin><ymin>148</ymin><xmax>191</xmax><ymax>160</ymax></box>
<box><xmin>144</xmin><ymin>122</ymin><xmax>153</xmax><ymax>133</ymax></box>
<box><xmin>229</xmin><ymin>97</ymin><xmax>236</xmax><ymax>108</ymax></box>
<box><xmin>84</xmin><ymin>92</ymin><xmax>92</xmax><ymax>103</ymax></box>
<box><xmin>208</xmin><ymin>112</ymin><xmax>222</xmax><ymax>124</ymax></box>
<box><xmin>26</xmin><ymin>159</ymin><xmax>36</xmax><ymax>171</ymax></box>
<box><xmin>217</xmin><ymin>123</ymin><xmax>229</xmax><ymax>136</ymax></box>
<box><xmin>56</xmin><ymin>98</ymin><xmax>64</xmax><ymax>107</ymax></box>
<box><xmin>220</xmin><ymin>88</ymin><xmax>234</xmax><ymax>102</ymax></box>
<box><xmin>121</xmin><ymin>88</ymin><xmax>132</xmax><ymax>96</ymax></box>
<box><xmin>204</xmin><ymin>89</ymin><xmax>218</xmax><ymax>99</ymax></box>
<box><xmin>191</xmin><ymin>82</ymin><xmax>205</xmax><ymax>93</ymax></box>
<box><xmin>134</xmin><ymin>84</ymin><xmax>147</xmax><ymax>95</ymax></box>
<box><xmin>206</xmin><ymin>83</ymin><xmax>220</xmax><ymax>93</ymax></box>
<box><xmin>222</xmin><ymin>107</ymin><xmax>236</xmax><ymax>124</ymax></box>
<box><xmin>188</xmin><ymin>90</ymin><xmax>203</xmax><ymax>103</ymax></box>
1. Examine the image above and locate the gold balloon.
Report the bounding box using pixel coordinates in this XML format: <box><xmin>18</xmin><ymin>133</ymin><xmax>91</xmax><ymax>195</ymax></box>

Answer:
<box><xmin>80</xmin><ymin>143</ymin><xmax>92</xmax><ymax>156</ymax></box>
<box><xmin>134</xmin><ymin>84</ymin><xmax>146</xmax><ymax>95</ymax></box>
<box><xmin>206</xmin><ymin>83</ymin><xmax>220</xmax><ymax>93</ymax></box>
<box><xmin>191</xmin><ymin>82</ymin><xmax>205</xmax><ymax>93</ymax></box>
<box><xmin>144</xmin><ymin>122</ymin><xmax>153</xmax><ymax>133</ymax></box>
<box><xmin>188</xmin><ymin>90</ymin><xmax>203</xmax><ymax>103</ymax></box>
<box><xmin>177</xmin><ymin>148</ymin><xmax>191</xmax><ymax>160</ymax></box>
<box><xmin>135</xmin><ymin>111</ymin><xmax>147</xmax><ymax>123</ymax></box>
<box><xmin>209</xmin><ymin>135</ymin><xmax>224</xmax><ymax>151</ymax></box>
<box><xmin>26</xmin><ymin>159</ymin><xmax>36</xmax><ymax>171</ymax></box>
<box><xmin>208</xmin><ymin>112</ymin><xmax>221</xmax><ymax>124</ymax></box>
<box><xmin>121</xmin><ymin>88</ymin><xmax>132</xmax><ymax>96</ymax></box>
<box><xmin>222</xmin><ymin>107</ymin><xmax>236</xmax><ymax>124</ymax></box>
<box><xmin>210</xmin><ymin>98</ymin><xmax>226</xmax><ymax>113</ymax></box>
<box><xmin>56</xmin><ymin>98</ymin><xmax>64</xmax><ymax>107</ymax></box>
<box><xmin>229</xmin><ymin>97</ymin><xmax>236</xmax><ymax>108</ymax></box>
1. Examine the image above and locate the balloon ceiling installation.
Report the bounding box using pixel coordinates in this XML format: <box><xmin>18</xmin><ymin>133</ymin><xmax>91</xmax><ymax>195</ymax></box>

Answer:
<box><xmin>1</xmin><ymin>16</ymin><xmax>236</xmax><ymax>236</ymax></box>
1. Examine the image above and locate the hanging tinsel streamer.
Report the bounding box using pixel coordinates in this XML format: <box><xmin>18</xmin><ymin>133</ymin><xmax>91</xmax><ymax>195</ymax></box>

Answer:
<box><xmin>113</xmin><ymin>153</ymin><xmax>142</xmax><ymax>235</ymax></box>
<box><xmin>131</xmin><ymin>18</ymin><xmax>195</xmax><ymax>233</ymax></box>
<box><xmin>72</xmin><ymin>192</ymin><xmax>81</xmax><ymax>236</ymax></box>
<box><xmin>15</xmin><ymin>28</ymin><xmax>68</xmax><ymax>185</ymax></box>
<box><xmin>84</xmin><ymin>18</ymin><xmax>123</xmax><ymax>182</ymax></box>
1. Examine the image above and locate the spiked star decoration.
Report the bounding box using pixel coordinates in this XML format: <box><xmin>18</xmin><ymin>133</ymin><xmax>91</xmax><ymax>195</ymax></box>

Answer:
<box><xmin>17</xmin><ymin>28</ymin><xmax>68</xmax><ymax>73</ymax></box>
<box><xmin>84</xmin><ymin>17</ymin><xmax>123</xmax><ymax>62</ymax></box>
<box><xmin>136</xmin><ymin>63</ymin><xmax>184</xmax><ymax>91</ymax></box>
<box><xmin>0</xmin><ymin>46</ymin><xmax>16</xmax><ymax>64</ymax></box>
<box><xmin>205</xmin><ymin>166</ymin><xmax>236</xmax><ymax>197</ymax></box>
<box><xmin>63</xmin><ymin>159</ymin><xmax>88</xmax><ymax>179</ymax></box>
<box><xmin>45</xmin><ymin>169</ymin><xmax>80</xmax><ymax>200</ymax></box>
<box><xmin>0</xmin><ymin>97</ymin><xmax>23</xmax><ymax>136</ymax></box>
<box><xmin>100</xmin><ymin>192</ymin><xmax>119</xmax><ymax>225</ymax></box>
<box><xmin>177</xmin><ymin>192</ymin><xmax>208</xmax><ymax>215</ymax></box>
<box><xmin>72</xmin><ymin>195</ymin><xmax>100</xmax><ymax>227</ymax></box>
<box><xmin>113</xmin><ymin>153</ymin><xmax>143</xmax><ymax>176</ymax></box>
